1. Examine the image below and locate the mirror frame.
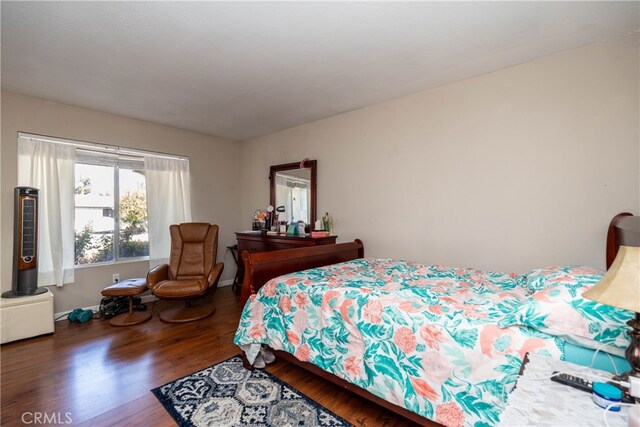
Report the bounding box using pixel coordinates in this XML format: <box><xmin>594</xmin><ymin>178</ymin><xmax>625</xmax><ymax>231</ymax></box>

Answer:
<box><xmin>269</xmin><ymin>160</ymin><xmax>317</xmax><ymax>227</ymax></box>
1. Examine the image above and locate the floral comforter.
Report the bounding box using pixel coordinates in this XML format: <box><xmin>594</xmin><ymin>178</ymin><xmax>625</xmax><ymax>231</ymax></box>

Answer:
<box><xmin>234</xmin><ymin>259</ymin><xmax>564</xmax><ymax>427</ymax></box>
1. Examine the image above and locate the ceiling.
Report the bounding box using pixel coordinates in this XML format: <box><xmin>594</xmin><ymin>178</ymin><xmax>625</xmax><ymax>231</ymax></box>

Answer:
<box><xmin>2</xmin><ymin>2</ymin><xmax>638</xmax><ymax>141</ymax></box>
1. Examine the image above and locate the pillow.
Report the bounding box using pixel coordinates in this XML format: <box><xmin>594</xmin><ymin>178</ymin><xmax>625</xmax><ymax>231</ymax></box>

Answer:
<box><xmin>500</xmin><ymin>267</ymin><xmax>633</xmax><ymax>356</ymax></box>
<box><xmin>519</xmin><ymin>265</ymin><xmax>603</xmax><ymax>293</ymax></box>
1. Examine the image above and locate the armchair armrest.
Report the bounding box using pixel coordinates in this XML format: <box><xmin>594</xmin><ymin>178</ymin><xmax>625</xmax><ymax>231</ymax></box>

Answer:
<box><xmin>208</xmin><ymin>262</ymin><xmax>224</xmax><ymax>291</ymax></box>
<box><xmin>147</xmin><ymin>264</ymin><xmax>169</xmax><ymax>290</ymax></box>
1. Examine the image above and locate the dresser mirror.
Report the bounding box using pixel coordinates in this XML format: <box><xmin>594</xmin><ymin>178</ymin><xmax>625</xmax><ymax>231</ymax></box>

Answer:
<box><xmin>269</xmin><ymin>160</ymin><xmax>317</xmax><ymax>227</ymax></box>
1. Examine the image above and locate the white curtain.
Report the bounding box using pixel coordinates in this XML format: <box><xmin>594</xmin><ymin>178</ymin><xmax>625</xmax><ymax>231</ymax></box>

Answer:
<box><xmin>144</xmin><ymin>156</ymin><xmax>192</xmax><ymax>267</ymax></box>
<box><xmin>18</xmin><ymin>138</ymin><xmax>76</xmax><ymax>287</ymax></box>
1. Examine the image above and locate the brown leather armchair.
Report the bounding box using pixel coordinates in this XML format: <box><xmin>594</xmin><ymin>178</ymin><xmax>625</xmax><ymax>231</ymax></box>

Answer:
<box><xmin>147</xmin><ymin>223</ymin><xmax>224</xmax><ymax>323</ymax></box>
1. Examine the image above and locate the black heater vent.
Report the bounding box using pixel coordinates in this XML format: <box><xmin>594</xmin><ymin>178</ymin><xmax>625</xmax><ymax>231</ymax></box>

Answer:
<box><xmin>3</xmin><ymin>187</ymin><xmax>46</xmax><ymax>298</ymax></box>
<box><xmin>21</xmin><ymin>199</ymin><xmax>35</xmax><ymax>260</ymax></box>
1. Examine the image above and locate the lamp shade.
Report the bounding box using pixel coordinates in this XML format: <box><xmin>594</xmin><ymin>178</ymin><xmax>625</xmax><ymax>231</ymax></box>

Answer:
<box><xmin>583</xmin><ymin>245</ymin><xmax>640</xmax><ymax>313</ymax></box>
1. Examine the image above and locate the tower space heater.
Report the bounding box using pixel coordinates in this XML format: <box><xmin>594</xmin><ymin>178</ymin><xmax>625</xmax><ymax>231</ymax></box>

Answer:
<box><xmin>3</xmin><ymin>187</ymin><xmax>47</xmax><ymax>298</ymax></box>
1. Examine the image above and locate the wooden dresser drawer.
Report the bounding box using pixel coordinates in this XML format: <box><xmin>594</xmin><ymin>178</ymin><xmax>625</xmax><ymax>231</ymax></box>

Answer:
<box><xmin>238</xmin><ymin>240</ymin><xmax>270</xmax><ymax>254</ymax></box>
<box><xmin>270</xmin><ymin>242</ymin><xmax>298</xmax><ymax>251</ymax></box>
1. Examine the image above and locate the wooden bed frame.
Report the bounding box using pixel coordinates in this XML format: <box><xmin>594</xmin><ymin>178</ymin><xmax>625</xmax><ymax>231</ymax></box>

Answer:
<box><xmin>239</xmin><ymin>213</ymin><xmax>636</xmax><ymax>425</ymax></box>
<box><xmin>606</xmin><ymin>212</ymin><xmax>633</xmax><ymax>269</ymax></box>
<box><xmin>239</xmin><ymin>239</ymin><xmax>365</xmax><ymax>306</ymax></box>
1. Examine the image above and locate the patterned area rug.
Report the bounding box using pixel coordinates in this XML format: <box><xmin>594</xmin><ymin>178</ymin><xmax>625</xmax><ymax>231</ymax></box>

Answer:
<box><xmin>152</xmin><ymin>355</ymin><xmax>353</xmax><ymax>427</ymax></box>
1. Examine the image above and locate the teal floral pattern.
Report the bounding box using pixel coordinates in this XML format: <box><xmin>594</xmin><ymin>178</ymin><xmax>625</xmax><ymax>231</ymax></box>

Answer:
<box><xmin>234</xmin><ymin>259</ymin><xmax>564</xmax><ymax>427</ymax></box>
<box><xmin>500</xmin><ymin>266</ymin><xmax>633</xmax><ymax>357</ymax></box>
<box><xmin>518</xmin><ymin>265</ymin><xmax>603</xmax><ymax>293</ymax></box>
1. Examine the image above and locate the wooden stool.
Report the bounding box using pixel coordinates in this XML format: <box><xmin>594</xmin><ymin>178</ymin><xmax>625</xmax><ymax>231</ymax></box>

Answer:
<box><xmin>101</xmin><ymin>278</ymin><xmax>151</xmax><ymax>326</ymax></box>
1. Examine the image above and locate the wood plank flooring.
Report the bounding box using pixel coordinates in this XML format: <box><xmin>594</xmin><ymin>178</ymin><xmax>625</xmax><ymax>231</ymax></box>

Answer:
<box><xmin>1</xmin><ymin>286</ymin><xmax>415</xmax><ymax>426</ymax></box>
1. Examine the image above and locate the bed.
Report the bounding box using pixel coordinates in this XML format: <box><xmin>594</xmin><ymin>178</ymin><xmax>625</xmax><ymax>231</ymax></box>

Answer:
<box><xmin>234</xmin><ymin>214</ymin><xmax>635</xmax><ymax>426</ymax></box>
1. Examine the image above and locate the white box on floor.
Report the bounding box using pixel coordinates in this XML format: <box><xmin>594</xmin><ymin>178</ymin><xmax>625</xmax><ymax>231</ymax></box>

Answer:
<box><xmin>0</xmin><ymin>288</ymin><xmax>54</xmax><ymax>344</ymax></box>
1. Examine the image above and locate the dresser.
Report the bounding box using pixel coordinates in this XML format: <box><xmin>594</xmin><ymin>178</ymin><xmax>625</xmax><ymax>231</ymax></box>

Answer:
<box><xmin>235</xmin><ymin>232</ymin><xmax>337</xmax><ymax>286</ymax></box>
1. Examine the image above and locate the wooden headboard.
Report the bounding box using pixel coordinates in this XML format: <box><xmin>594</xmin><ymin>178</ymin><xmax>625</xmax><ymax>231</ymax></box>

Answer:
<box><xmin>240</xmin><ymin>239</ymin><xmax>364</xmax><ymax>306</ymax></box>
<box><xmin>606</xmin><ymin>212</ymin><xmax>640</xmax><ymax>269</ymax></box>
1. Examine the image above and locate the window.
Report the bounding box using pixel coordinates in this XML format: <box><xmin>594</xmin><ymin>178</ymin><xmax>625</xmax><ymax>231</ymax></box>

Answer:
<box><xmin>18</xmin><ymin>132</ymin><xmax>191</xmax><ymax>284</ymax></box>
<box><xmin>74</xmin><ymin>152</ymin><xmax>149</xmax><ymax>265</ymax></box>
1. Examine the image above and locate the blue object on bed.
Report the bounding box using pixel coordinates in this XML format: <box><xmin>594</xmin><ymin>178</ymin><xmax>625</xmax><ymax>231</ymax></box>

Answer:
<box><xmin>563</xmin><ymin>341</ymin><xmax>630</xmax><ymax>374</ymax></box>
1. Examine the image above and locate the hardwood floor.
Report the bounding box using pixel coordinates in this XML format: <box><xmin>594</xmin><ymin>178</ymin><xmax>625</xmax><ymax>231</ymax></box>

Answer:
<box><xmin>1</xmin><ymin>286</ymin><xmax>415</xmax><ymax>426</ymax></box>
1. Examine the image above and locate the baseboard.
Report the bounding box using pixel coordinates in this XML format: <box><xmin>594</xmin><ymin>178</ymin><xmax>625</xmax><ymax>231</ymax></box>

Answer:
<box><xmin>55</xmin><ymin>279</ymin><xmax>236</xmax><ymax>321</ymax></box>
<box><xmin>218</xmin><ymin>279</ymin><xmax>234</xmax><ymax>287</ymax></box>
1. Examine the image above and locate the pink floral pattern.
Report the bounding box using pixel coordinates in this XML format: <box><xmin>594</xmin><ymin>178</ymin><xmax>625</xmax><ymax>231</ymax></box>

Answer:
<box><xmin>248</xmin><ymin>322</ymin><xmax>265</xmax><ymax>339</ymax></box>
<box><xmin>421</xmin><ymin>325</ymin><xmax>447</xmax><ymax>350</ymax></box>
<box><xmin>235</xmin><ymin>259</ymin><xmax>565</xmax><ymax>426</ymax></box>
<box><xmin>294</xmin><ymin>344</ymin><xmax>310</xmax><ymax>362</ymax></box>
<box><xmin>394</xmin><ymin>327</ymin><xmax>417</xmax><ymax>354</ymax></box>
<box><xmin>362</xmin><ymin>300</ymin><xmax>383</xmax><ymax>323</ymax></box>
<box><xmin>344</xmin><ymin>355</ymin><xmax>364</xmax><ymax>379</ymax></box>
<box><xmin>436</xmin><ymin>401</ymin><xmax>465</xmax><ymax>427</ymax></box>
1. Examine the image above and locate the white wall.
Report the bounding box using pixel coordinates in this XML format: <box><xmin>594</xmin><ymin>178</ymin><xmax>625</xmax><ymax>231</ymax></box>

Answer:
<box><xmin>1</xmin><ymin>92</ymin><xmax>241</xmax><ymax>312</ymax></box>
<box><xmin>241</xmin><ymin>34</ymin><xmax>640</xmax><ymax>273</ymax></box>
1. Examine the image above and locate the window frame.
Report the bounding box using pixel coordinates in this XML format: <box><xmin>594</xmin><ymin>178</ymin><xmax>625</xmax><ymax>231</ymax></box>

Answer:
<box><xmin>74</xmin><ymin>151</ymin><xmax>149</xmax><ymax>266</ymax></box>
<box><xmin>18</xmin><ymin>131</ymin><xmax>189</xmax><ymax>271</ymax></box>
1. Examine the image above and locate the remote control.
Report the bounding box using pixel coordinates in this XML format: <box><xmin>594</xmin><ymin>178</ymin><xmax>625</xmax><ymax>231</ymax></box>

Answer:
<box><xmin>551</xmin><ymin>372</ymin><xmax>593</xmax><ymax>393</ymax></box>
